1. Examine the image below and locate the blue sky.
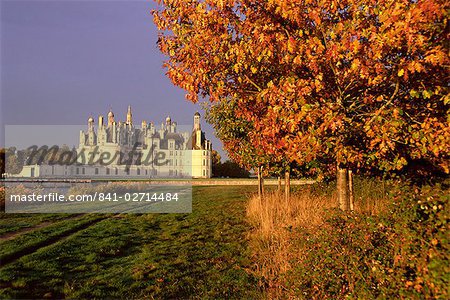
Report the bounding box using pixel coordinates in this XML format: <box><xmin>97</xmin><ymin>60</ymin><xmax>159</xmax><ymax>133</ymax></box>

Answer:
<box><xmin>1</xmin><ymin>0</ymin><xmax>226</xmax><ymax>159</ymax></box>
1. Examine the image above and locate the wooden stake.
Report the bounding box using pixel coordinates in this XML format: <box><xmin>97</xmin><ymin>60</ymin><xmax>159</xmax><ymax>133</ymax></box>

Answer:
<box><xmin>257</xmin><ymin>165</ymin><xmax>264</xmax><ymax>201</ymax></box>
<box><xmin>337</xmin><ymin>167</ymin><xmax>349</xmax><ymax>211</ymax></box>
<box><xmin>277</xmin><ymin>176</ymin><xmax>282</xmax><ymax>195</ymax></box>
<box><xmin>348</xmin><ymin>170</ymin><xmax>354</xmax><ymax>211</ymax></box>
<box><xmin>261</xmin><ymin>166</ymin><xmax>265</xmax><ymax>196</ymax></box>
<box><xmin>285</xmin><ymin>170</ymin><xmax>290</xmax><ymax>201</ymax></box>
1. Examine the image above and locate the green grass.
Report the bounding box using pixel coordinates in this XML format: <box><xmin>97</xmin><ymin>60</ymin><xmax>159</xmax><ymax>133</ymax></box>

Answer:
<box><xmin>0</xmin><ymin>186</ymin><xmax>263</xmax><ymax>299</ymax></box>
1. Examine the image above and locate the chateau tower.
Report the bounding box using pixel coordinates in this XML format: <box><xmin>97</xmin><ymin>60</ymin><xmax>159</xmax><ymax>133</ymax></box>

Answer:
<box><xmin>112</xmin><ymin>121</ymin><xmax>117</xmax><ymax>143</ymax></box>
<box><xmin>166</xmin><ymin>116</ymin><xmax>173</xmax><ymax>133</ymax></box>
<box><xmin>88</xmin><ymin>116</ymin><xmax>94</xmax><ymax>131</ymax></box>
<box><xmin>87</xmin><ymin>116</ymin><xmax>95</xmax><ymax>145</ymax></box>
<box><xmin>108</xmin><ymin>109</ymin><xmax>115</xmax><ymax>126</ymax></box>
<box><xmin>126</xmin><ymin>105</ymin><xmax>133</xmax><ymax>125</ymax></box>
<box><xmin>98</xmin><ymin>115</ymin><xmax>104</xmax><ymax>127</ymax></box>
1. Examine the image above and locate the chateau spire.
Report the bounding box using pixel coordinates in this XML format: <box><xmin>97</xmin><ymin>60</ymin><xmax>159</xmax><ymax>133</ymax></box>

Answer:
<box><xmin>193</xmin><ymin>111</ymin><xmax>201</xmax><ymax>130</ymax></box>
<box><xmin>108</xmin><ymin>107</ymin><xmax>115</xmax><ymax>126</ymax></box>
<box><xmin>88</xmin><ymin>116</ymin><xmax>94</xmax><ymax>132</ymax></box>
<box><xmin>126</xmin><ymin>105</ymin><xmax>132</xmax><ymax>125</ymax></box>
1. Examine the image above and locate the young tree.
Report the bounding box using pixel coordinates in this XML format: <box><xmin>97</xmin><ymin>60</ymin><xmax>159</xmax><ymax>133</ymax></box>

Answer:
<box><xmin>153</xmin><ymin>0</ymin><xmax>449</xmax><ymax>209</ymax></box>
<box><xmin>204</xmin><ymin>99</ymin><xmax>280</xmax><ymax>197</ymax></box>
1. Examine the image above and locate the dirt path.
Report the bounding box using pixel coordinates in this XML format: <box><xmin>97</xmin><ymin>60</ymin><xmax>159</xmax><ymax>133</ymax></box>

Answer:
<box><xmin>0</xmin><ymin>215</ymin><xmax>83</xmax><ymax>242</ymax></box>
<box><xmin>0</xmin><ymin>216</ymin><xmax>108</xmax><ymax>267</ymax></box>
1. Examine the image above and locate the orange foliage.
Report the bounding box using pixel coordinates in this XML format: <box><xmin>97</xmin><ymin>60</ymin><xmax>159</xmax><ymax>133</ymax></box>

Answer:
<box><xmin>153</xmin><ymin>0</ymin><xmax>449</xmax><ymax>176</ymax></box>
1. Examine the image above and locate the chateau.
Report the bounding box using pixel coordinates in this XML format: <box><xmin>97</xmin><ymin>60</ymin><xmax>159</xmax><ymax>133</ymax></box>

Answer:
<box><xmin>18</xmin><ymin>107</ymin><xmax>212</xmax><ymax>178</ymax></box>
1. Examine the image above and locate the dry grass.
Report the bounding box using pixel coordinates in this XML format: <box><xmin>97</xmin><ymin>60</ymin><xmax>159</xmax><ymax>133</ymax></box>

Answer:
<box><xmin>246</xmin><ymin>186</ymin><xmax>389</xmax><ymax>299</ymax></box>
<box><xmin>246</xmin><ymin>189</ymin><xmax>335</xmax><ymax>298</ymax></box>
<box><xmin>247</xmin><ymin>189</ymin><xmax>336</xmax><ymax>238</ymax></box>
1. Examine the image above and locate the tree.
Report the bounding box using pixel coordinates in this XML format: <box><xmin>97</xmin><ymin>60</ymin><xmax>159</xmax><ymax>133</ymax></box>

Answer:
<box><xmin>211</xmin><ymin>150</ymin><xmax>222</xmax><ymax>177</ymax></box>
<box><xmin>4</xmin><ymin>148</ymin><xmax>22</xmax><ymax>174</ymax></box>
<box><xmin>204</xmin><ymin>99</ymin><xmax>287</xmax><ymax>196</ymax></box>
<box><xmin>153</xmin><ymin>0</ymin><xmax>449</xmax><ymax>209</ymax></box>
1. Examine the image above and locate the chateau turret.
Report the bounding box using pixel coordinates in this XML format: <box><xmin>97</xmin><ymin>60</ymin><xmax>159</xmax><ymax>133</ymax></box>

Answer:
<box><xmin>194</xmin><ymin>111</ymin><xmax>201</xmax><ymax>130</ymax></box>
<box><xmin>108</xmin><ymin>109</ymin><xmax>115</xmax><ymax>126</ymax></box>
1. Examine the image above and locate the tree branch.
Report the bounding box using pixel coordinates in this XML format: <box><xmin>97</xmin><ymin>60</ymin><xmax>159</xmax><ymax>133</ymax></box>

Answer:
<box><xmin>366</xmin><ymin>80</ymin><xmax>400</xmax><ymax>126</ymax></box>
<box><xmin>245</xmin><ymin>75</ymin><xmax>263</xmax><ymax>92</ymax></box>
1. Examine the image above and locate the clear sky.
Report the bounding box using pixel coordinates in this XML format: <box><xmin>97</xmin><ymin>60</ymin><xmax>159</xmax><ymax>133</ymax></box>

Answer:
<box><xmin>0</xmin><ymin>0</ymin><xmax>226</xmax><ymax>159</ymax></box>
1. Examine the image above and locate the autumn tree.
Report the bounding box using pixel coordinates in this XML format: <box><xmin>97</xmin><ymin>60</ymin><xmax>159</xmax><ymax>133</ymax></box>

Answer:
<box><xmin>153</xmin><ymin>0</ymin><xmax>449</xmax><ymax>210</ymax></box>
<box><xmin>204</xmin><ymin>99</ymin><xmax>289</xmax><ymax>196</ymax></box>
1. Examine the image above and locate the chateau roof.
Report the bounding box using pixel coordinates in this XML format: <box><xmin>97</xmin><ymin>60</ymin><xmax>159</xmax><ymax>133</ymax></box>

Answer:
<box><xmin>187</xmin><ymin>130</ymin><xmax>206</xmax><ymax>150</ymax></box>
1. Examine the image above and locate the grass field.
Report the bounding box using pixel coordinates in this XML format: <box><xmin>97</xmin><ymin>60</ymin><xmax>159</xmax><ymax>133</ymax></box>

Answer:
<box><xmin>2</xmin><ymin>180</ymin><xmax>446</xmax><ymax>299</ymax></box>
<box><xmin>0</xmin><ymin>186</ymin><xmax>263</xmax><ymax>299</ymax></box>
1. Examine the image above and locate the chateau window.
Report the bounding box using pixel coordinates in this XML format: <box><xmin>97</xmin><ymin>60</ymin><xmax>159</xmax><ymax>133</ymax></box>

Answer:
<box><xmin>137</xmin><ymin>169</ymin><xmax>140</xmax><ymax>175</ymax></box>
<box><xmin>170</xmin><ymin>151</ymin><xmax>173</xmax><ymax>156</ymax></box>
<box><xmin>106</xmin><ymin>168</ymin><xmax>110</xmax><ymax>175</ymax></box>
<box><xmin>95</xmin><ymin>168</ymin><xmax>99</xmax><ymax>175</ymax></box>
<box><xmin>203</xmin><ymin>151</ymin><xmax>206</xmax><ymax>155</ymax></box>
<box><xmin>203</xmin><ymin>159</ymin><xmax>205</xmax><ymax>166</ymax></box>
<box><xmin>145</xmin><ymin>170</ymin><xmax>148</xmax><ymax>175</ymax></box>
<box><xmin>76</xmin><ymin>168</ymin><xmax>79</xmax><ymax>175</ymax></box>
<box><xmin>203</xmin><ymin>169</ymin><xmax>206</xmax><ymax>176</ymax></box>
<box><xmin>115</xmin><ymin>168</ymin><xmax>118</xmax><ymax>175</ymax></box>
<box><xmin>82</xmin><ymin>168</ymin><xmax>85</xmax><ymax>175</ymax></box>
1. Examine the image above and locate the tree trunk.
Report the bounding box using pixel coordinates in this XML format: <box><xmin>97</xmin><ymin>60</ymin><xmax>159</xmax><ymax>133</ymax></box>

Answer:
<box><xmin>284</xmin><ymin>170</ymin><xmax>290</xmax><ymax>201</ymax></box>
<box><xmin>257</xmin><ymin>165</ymin><xmax>264</xmax><ymax>201</ymax></box>
<box><xmin>348</xmin><ymin>170</ymin><xmax>354</xmax><ymax>211</ymax></box>
<box><xmin>337</xmin><ymin>167</ymin><xmax>349</xmax><ymax>211</ymax></box>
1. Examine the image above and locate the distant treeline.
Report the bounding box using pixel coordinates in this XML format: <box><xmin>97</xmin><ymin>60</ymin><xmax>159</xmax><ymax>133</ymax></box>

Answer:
<box><xmin>1</xmin><ymin>146</ymin><xmax>76</xmax><ymax>175</ymax></box>
<box><xmin>211</xmin><ymin>150</ymin><xmax>249</xmax><ymax>178</ymax></box>
<box><xmin>212</xmin><ymin>160</ymin><xmax>250</xmax><ymax>178</ymax></box>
